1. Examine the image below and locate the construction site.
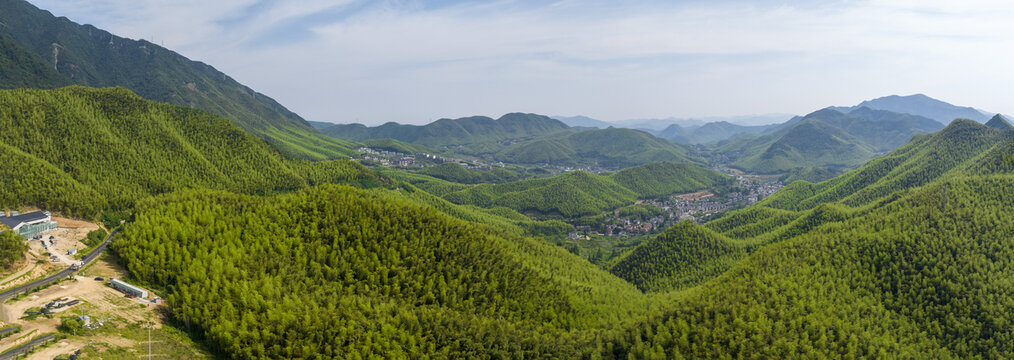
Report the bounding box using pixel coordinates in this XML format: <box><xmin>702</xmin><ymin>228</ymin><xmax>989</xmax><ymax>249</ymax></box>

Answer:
<box><xmin>0</xmin><ymin>215</ymin><xmax>211</xmax><ymax>359</ymax></box>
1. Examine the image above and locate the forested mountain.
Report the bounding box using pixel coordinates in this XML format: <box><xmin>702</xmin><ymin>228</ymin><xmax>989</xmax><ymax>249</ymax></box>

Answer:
<box><xmin>306</xmin><ymin>120</ymin><xmax>339</xmax><ymax>130</ymax></box>
<box><xmin>322</xmin><ymin>113</ymin><xmax>571</xmax><ymax>153</ymax></box>
<box><xmin>0</xmin><ymin>32</ymin><xmax>70</xmax><ymax>88</ymax></box>
<box><xmin>835</xmin><ymin>94</ymin><xmax>991</xmax><ymax>124</ymax></box>
<box><xmin>759</xmin><ymin>118</ymin><xmax>1012</xmax><ymax>211</ymax></box>
<box><xmin>0</xmin><ymin>86</ymin><xmax>376</xmax><ymax>217</ymax></box>
<box><xmin>609</xmin><ymin>221</ymin><xmax>747</xmax><ymax>292</ymax></box>
<box><xmin>0</xmin><ymin>0</ymin><xmax>355</xmax><ymax>160</ymax></box>
<box><xmin>113</xmin><ymin>185</ymin><xmax>656</xmax><ymax>358</ymax></box>
<box><xmin>106</xmin><ymin>107</ymin><xmax>1014</xmax><ymax>358</ymax></box>
<box><xmin>442</xmin><ymin>171</ymin><xmax>639</xmax><ymax>218</ymax></box>
<box><xmin>656</xmin><ymin>121</ymin><xmax>786</xmax><ymax>144</ymax></box>
<box><xmin>552</xmin><ymin>115</ymin><xmax>616</xmax><ymax>129</ymax></box>
<box><xmin>609</xmin><ymin>162</ymin><xmax>734</xmax><ymax>198</ymax></box>
<box><xmin>611</xmin><ymin>174</ymin><xmax>1014</xmax><ymax>358</ymax></box>
<box><xmin>985</xmin><ymin>114</ymin><xmax>1013</xmax><ymax>129</ymax></box>
<box><xmin>495</xmin><ymin>127</ymin><xmax>696</xmax><ymax>168</ymax></box>
<box><xmin>325</xmin><ymin>115</ymin><xmax>697</xmax><ymax>168</ymax></box>
<box><xmin>440</xmin><ymin>162</ymin><xmax>730</xmax><ymax>217</ymax></box>
<box><xmin>599</xmin><ymin>120</ymin><xmax>1014</xmax><ymax>357</ymax></box>
<box><xmin>417</xmin><ymin>163</ymin><xmax>523</xmax><ymax>184</ymax></box>
<box><xmin>724</xmin><ymin>107</ymin><xmax>944</xmax><ymax>174</ymax></box>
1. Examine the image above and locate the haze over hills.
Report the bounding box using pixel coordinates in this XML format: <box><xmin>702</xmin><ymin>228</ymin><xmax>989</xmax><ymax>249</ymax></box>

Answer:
<box><xmin>553</xmin><ymin>114</ymin><xmax>794</xmax><ymax>130</ymax></box>
<box><xmin>4</xmin><ymin>1</ymin><xmax>1014</xmax><ymax>358</ymax></box>
<box><xmin>551</xmin><ymin>115</ymin><xmax>616</xmax><ymax>129</ymax></box>
<box><xmin>0</xmin><ymin>0</ymin><xmax>356</xmax><ymax>160</ymax></box>
<box><xmin>322</xmin><ymin>113</ymin><xmax>571</xmax><ymax>152</ymax></box>
<box><xmin>494</xmin><ymin>127</ymin><xmax>696</xmax><ymax>168</ymax></box>
<box><xmin>323</xmin><ymin>113</ymin><xmax>698</xmax><ymax>168</ymax></box>
<box><xmin>832</xmin><ymin>94</ymin><xmax>993</xmax><ymax>124</ymax></box>
<box><xmin>721</xmin><ymin>107</ymin><xmax>944</xmax><ymax>174</ymax></box>
<box><xmin>656</xmin><ymin>120</ymin><xmax>789</xmax><ymax>144</ymax></box>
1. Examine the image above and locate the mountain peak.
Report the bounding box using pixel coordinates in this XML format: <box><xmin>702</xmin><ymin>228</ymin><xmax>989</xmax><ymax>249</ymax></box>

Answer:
<box><xmin>850</xmin><ymin>94</ymin><xmax>990</xmax><ymax>124</ymax></box>
<box><xmin>984</xmin><ymin>114</ymin><xmax>1013</xmax><ymax>130</ymax></box>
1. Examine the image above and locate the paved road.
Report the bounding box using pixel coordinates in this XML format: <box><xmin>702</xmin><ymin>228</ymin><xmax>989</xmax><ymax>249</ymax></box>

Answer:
<box><xmin>0</xmin><ymin>326</ymin><xmax>18</xmax><ymax>338</ymax></box>
<box><xmin>0</xmin><ymin>229</ymin><xmax>118</xmax><ymax>302</ymax></box>
<box><xmin>0</xmin><ymin>333</ymin><xmax>55</xmax><ymax>360</ymax></box>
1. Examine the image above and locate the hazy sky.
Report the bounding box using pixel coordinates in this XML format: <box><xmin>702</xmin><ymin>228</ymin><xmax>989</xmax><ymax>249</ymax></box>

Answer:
<box><xmin>28</xmin><ymin>0</ymin><xmax>1014</xmax><ymax>125</ymax></box>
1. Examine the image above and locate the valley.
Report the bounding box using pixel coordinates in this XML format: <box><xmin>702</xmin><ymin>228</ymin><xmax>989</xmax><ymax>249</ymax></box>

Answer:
<box><xmin>0</xmin><ymin>0</ymin><xmax>1012</xmax><ymax>358</ymax></box>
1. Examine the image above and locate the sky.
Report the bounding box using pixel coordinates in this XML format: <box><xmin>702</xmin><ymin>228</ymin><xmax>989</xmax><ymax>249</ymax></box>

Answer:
<box><xmin>28</xmin><ymin>0</ymin><xmax>1014</xmax><ymax>125</ymax></box>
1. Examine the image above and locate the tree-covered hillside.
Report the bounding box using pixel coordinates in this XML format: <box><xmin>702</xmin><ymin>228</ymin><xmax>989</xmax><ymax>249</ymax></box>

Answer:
<box><xmin>417</xmin><ymin>163</ymin><xmax>523</xmax><ymax>184</ymax></box>
<box><xmin>496</xmin><ymin>127</ymin><xmax>696</xmax><ymax>168</ymax></box>
<box><xmin>0</xmin><ymin>0</ymin><xmax>355</xmax><ymax>160</ymax></box>
<box><xmin>725</xmin><ymin>107</ymin><xmax>944</xmax><ymax>174</ymax></box>
<box><xmin>441</xmin><ymin>163</ymin><xmax>729</xmax><ymax>218</ymax></box>
<box><xmin>608</xmin><ymin>221</ymin><xmax>747</xmax><ymax>292</ymax></box>
<box><xmin>761</xmin><ymin>119</ymin><xmax>1012</xmax><ymax>211</ymax></box>
<box><xmin>0</xmin><ymin>32</ymin><xmax>70</xmax><ymax>88</ymax></box>
<box><xmin>985</xmin><ymin>114</ymin><xmax>1013</xmax><ymax>130</ymax></box>
<box><xmin>609</xmin><ymin>162</ymin><xmax>734</xmax><ymax>198</ymax></box>
<box><xmin>323</xmin><ymin>113</ymin><xmax>571</xmax><ymax>154</ymax></box>
<box><xmin>113</xmin><ymin>185</ymin><xmax>659</xmax><ymax>359</ymax></box>
<box><xmin>0</xmin><ymin>86</ymin><xmax>376</xmax><ymax>217</ymax></box>
<box><xmin>443</xmin><ymin>171</ymin><xmax>638</xmax><ymax>218</ymax></box>
<box><xmin>609</xmin><ymin>174</ymin><xmax>1014</xmax><ymax>358</ymax></box>
<box><xmin>598</xmin><ymin>120</ymin><xmax>1014</xmax><ymax>357</ymax></box>
<box><xmin>86</xmin><ymin>98</ymin><xmax>1014</xmax><ymax>358</ymax></box>
<box><xmin>656</xmin><ymin>120</ymin><xmax>786</xmax><ymax>145</ymax></box>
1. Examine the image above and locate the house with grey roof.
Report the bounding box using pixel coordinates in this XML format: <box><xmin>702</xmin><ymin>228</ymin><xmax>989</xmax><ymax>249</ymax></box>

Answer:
<box><xmin>0</xmin><ymin>211</ymin><xmax>58</xmax><ymax>239</ymax></box>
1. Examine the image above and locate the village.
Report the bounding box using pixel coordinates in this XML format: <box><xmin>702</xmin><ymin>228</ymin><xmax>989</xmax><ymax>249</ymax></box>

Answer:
<box><xmin>356</xmin><ymin>147</ymin><xmax>505</xmax><ymax>170</ymax></box>
<box><xmin>570</xmin><ymin>172</ymin><xmax>785</xmax><ymax>239</ymax></box>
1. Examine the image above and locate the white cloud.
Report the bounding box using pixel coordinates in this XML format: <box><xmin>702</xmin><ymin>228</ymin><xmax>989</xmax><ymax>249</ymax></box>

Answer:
<box><xmin>24</xmin><ymin>0</ymin><xmax>1014</xmax><ymax>124</ymax></box>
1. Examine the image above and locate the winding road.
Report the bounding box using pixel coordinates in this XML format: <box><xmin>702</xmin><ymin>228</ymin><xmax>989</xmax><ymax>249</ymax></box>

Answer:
<box><xmin>0</xmin><ymin>229</ymin><xmax>117</xmax><ymax>302</ymax></box>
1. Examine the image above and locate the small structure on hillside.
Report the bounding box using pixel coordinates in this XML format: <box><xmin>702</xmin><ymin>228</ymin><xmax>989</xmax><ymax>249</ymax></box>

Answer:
<box><xmin>0</xmin><ymin>211</ymin><xmax>57</xmax><ymax>239</ymax></box>
<box><xmin>110</xmin><ymin>279</ymin><xmax>148</xmax><ymax>299</ymax></box>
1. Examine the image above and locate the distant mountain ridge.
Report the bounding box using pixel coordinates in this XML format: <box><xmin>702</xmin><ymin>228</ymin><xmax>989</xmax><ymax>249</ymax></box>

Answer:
<box><xmin>834</xmin><ymin>94</ymin><xmax>992</xmax><ymax>124</ymax></box>
<box><xmin>323</xmin><ymin>113</ymin><xmax>571</xmax><ymax>148</ymax></box>
<box><xmin>553</xmin><ymin>114</ymin><xmax>794</xmax><ymax>131</ymax></box>
<box><xmin>323</xmin><ymin>113</ymin><xmax>697</xmax><ymax>168</ymax></box>
<box><xmin>552</xmin><ymin>115</ymin><xmax>616</xmax><ymax>129</ymax></box>
<box><xmin>723</xmin><ymin>107</ymin><xmax>944</xmax><ymax>174</ymax></box>
<box><xmin>495</xmin><ymin>127</ymin><xmax>695</xmax><ymax>168</ymax></box>
<box><xmin>656</xmin><ymin>121</ymin><xmax>789</xmax><ymax>144</ymax></box>
<box><xmin>0</xmin><ymin>0</ymin><xmax>355</xmax><ymax>159</ymax></box>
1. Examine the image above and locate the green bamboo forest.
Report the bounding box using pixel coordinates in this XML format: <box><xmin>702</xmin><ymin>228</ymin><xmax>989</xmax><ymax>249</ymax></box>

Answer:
<box><xmin>1</xmin><ymin>0</ymin><xmax>1013</xmax><ymax>358</ymax></box>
